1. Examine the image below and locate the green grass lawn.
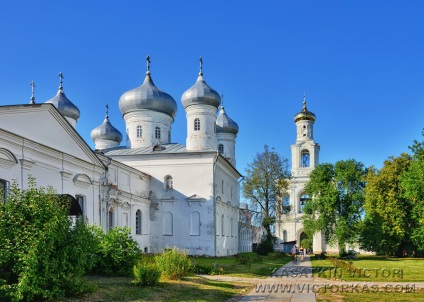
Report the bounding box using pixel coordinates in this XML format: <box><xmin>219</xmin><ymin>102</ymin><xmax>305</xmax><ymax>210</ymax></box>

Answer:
<box><xmin>61</xmin><ymin>252</ymin><xmax>289</xmax><ymax>301</ymax></box>
<box><xmin>312</xmin><ymin>255</ymin><xmax>424</xmax><ymax>282</ymax></box>
<box><xmin>190</xmin><ymin>252</ymin><xmax>292</xmax><ymax>278</ymax></box>
<box><xmin>62</xmin><ymin>275</ymin><xmax>253</xmax><ymax>302</ymax></box>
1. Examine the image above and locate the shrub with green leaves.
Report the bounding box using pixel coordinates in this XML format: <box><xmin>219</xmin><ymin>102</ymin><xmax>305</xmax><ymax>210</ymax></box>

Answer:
<box><xmin>256</xmin><ymin>238</ymin><xmax>274</xmax><ymax>255</ymax></box>
<box><xmin>237</xmin><ymin>253</ymin><xmax>251</xmax><ymax>264</ymax></box>
<box><xmin>133</xmin><ymin>259</ymin><xmax>161</xmax><ymax>286</ymax></box>
<box><xmin>93</xmin><ymin>226</ymin><xmax>141</xmax><ymax>276</ymax></box>
<box><xmin>0</xmin><ymin>178</ymin><xmax>96</xmax><ymax>301</ymax></box>
<box><xmin>155</xmin><ymin>247</ymin><xmax>192</xmax><ymax>280</ymax></box>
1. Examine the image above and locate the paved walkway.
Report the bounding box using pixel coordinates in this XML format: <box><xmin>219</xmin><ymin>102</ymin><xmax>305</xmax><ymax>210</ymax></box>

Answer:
<box><xmin>202</xmin><ymin>255</ymin><xmax>424</xmax><ymax>301</ymax></box>
<box><xmin>204</xmin><ymin>254</ymin><xmax>316</xmax><ymax>302</ymax></box>
<box><xmin>238</xmin><ymin>254</ymin><xmax>316</xmax><ymax>302</ymax></box>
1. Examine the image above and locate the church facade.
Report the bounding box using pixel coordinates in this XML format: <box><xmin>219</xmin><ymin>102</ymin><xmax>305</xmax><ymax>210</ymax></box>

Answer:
<box><xmin>0</xmin><ymin>58</ymin><xmax>242</xmax><ymax>256</ymax></box>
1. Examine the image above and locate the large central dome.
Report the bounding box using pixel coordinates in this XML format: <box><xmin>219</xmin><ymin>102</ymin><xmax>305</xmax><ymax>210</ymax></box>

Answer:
<box><xmin>119</xmin><ymin>69</ymin><xmax>177</xmax><ymax>118</ymax></box>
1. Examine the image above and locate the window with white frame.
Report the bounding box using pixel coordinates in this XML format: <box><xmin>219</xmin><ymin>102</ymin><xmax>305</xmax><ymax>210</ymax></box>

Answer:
<box><xmin>155</xmin><ymin>126</ymin><xmax>161</xmax><ymax>139</ymax></box>
<box><xmin>218</xmin><ymin>144</ymin><xmax>224</xmax><ymax>154</ymax></box>
<box><xmin>136</xmin><ymin>210</ymin><xmax>142</xmax><ymax>234</ymax></box>
<box><xmin>164</xmin><ymin>175</ymin><xmax>173</xmax><ymax>190</ymax></box>
<box><xmin>299</xmin><ymin>193</ymin><xmax>310</xmax><ymax>213</ymax></box>
<box><xmin>137</xmin><ymin>125</ymin><xmax>142</xmax><ymax>138</ymax></box>
<box><xmin>194</xmin><ymin>118</ymin><xmax>200</xmax><ymax>131</ymax></box>
<box><xmin>221</xmin><ymin>214</ymin><xmax>225</xmax><ymax>236</ymax></box>
<box><xmin>301</xmin><ymin>149</ymin><xmax>310</xmax><ymax>167</ymax></box>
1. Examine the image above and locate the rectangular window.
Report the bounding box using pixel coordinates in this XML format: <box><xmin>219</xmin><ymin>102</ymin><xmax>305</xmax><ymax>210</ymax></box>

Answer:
<box><xmin>76</xmin><ymin>195</ymin><xmax>85</xmax><ymax>217</ymax></box>
<box><xmin>108</xmin><ymin>211</ymin><xmax>114</xmax><ymax>231</ymax></box>
<box><xmin>0</xmin><ymin>179</ymin><xmax>8</xmax><ymax>203</ymax></box>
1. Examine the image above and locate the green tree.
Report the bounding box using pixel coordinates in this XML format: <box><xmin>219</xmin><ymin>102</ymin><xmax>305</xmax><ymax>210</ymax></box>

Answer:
<box><xmin>401</xmin><ymin>132</ymin><xmax>424</xmax><ymax>252</ymax></box>
<box><xmin>0</xmin><ymin>178</ymin><xmax>96</xmax><ymax>301</ymax></box>
<box><xmin>302</xmin><ymin>159</ymin><xmax>366</xmax><ymax>255</ymax></box>
<box><xmin>242</xmin><ymin>145</ymin><xmax>291</xmax><ymax>238</ymax></box>
<box><xmin>360</xmin><ymin>154</ymin><xmax>414</xmax><ymax>256</ymax></box>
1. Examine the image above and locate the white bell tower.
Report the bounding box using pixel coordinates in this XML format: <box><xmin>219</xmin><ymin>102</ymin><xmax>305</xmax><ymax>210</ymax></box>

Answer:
<box><xmin>276</xmin><ymin>95</ymin><xmax>322</xmax><ymax>253</ymax></box>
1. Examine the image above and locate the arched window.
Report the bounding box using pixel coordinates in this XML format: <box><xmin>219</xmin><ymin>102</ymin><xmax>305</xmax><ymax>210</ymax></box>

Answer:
<box><xmin>301</xmin><ymin>149</ymin><xmax>310</xmax><ymax>167</ymax></box>
<box><xmin>168</xmin><ymin>131</ymin><xmax>171</xmax><ymax>143</ymax></box>
<box><xmin>155</xmin><ymin>127</ymin><xmax>161</xmax><ymax>139</ymax></box>
<box><xmin>190</xmin><ymin>211</ymin><xmax>200</xmax><ymax>236</ymax></box>
<box><xmin>221</xmin><ymin>180</ymin><xmax>224</xmax><ymax>194</ymax></box>
<box><xmin>136</xmin><ymin>210</ymin><xmax>142</xmax><ymax>234</ymax></box>
<box><xmin>218</xmin><ymin>144</ymin><xmax>224</xmax><ymax>154</ymax></box>
<box><xmin>136</xmin><ymin>125</ymin><xmax>142</xmax><ymax>138</ymax></box>
<box><xmin>194</xmin><ymin>118</ymin><xmax>200</xmax><ymax>131</ymax></box>
<box><xmin>163</xmin><ymin>212</ymin><xmax>173</xmax><ymax>235</ymax></box>
<box><xmin>299</xmin><ymin>193</ymin><xmax>310</xmax><ymax>213</ymax></box>
<box><xmin>164</xmin><ymin>175</ymin><xmax>173</xmax><ymax>190</ymax></box>
<box><xmin>283</xmin><ymin>230</ymin><xmax>287</xmax><ymax>242</ymax></box>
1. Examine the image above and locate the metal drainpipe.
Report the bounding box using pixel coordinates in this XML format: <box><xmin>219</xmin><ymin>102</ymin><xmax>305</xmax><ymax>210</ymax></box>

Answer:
<box><xmin>104</xmin><ymin>157</ymin><xmax>112</xmax><ymax>232</ymax></box>
<box><xmin>237</xmin><ymin>176</ymin><xmax>245</xmax><ymax>253</ymax></box>
<box><xmin>213</xmin><ymin>152</ymin><xmax>219</xmax><ymax>256</ymax></box>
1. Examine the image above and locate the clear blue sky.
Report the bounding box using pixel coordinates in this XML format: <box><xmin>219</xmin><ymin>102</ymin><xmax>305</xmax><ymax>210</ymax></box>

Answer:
<box><xmin>0</xmin><ymin>1</ymin><xmax>423</xmax><ymax>174</ymax></box>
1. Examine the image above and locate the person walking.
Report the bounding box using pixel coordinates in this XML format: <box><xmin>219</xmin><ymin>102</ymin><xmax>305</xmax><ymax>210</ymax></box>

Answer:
<box><xmin>300</xmin><ymin>246</ymin><xmax>305</xmax><ymax>262</ymax></box>
<box><xmin>291</xmin><ymin>245</ymin><xmax>297</xmax><ymax>262</ymax></box>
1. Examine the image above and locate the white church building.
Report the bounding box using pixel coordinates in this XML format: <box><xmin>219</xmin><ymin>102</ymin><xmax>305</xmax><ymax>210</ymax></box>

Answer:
<box><xmin>0</xmin><ymin>58</ymin><xmax>243</xmax><ymax>256</ymax></box>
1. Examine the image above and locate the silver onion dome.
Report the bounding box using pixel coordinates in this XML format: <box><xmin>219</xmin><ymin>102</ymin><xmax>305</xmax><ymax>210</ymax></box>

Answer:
<box><xmin>45</xmin><ymin>72</ymin><xmax>80</xmax><ymax>121</ymax></box>
<box><xmin>119</xmin><ymin>57</ymin><xmax>177</xmax><ymax>118</ymax></box>
<box><xmin>216</xmin><ymin>106</ymin><xmax>239</xmax><ymax>135</ymax></box>
<box><xmin>181</xmin><ymin>57</ymin><xmax>221</xmax><ymax>110</ymax></box>
<box><xmin>91</xmin><ymin>106</ymin><xmax>123</xmax><ymax>143</ymax></box>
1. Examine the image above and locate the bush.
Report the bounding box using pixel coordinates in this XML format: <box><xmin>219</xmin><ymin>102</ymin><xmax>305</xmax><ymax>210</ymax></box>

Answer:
<box><xmin>191</xmin><ymin>262</ymin><xmax>213</xmax><ymax>274</ymax></box>
<box><xmin>155</xmin><ymin>247</ymin><xmax>192</xmax><ymax>280</ymax></box>
<box><xmin>133</xmin><ymin>259</ymin><xmax>161</xmax><ymax>286</ymax></box>
<box><xmin>0</xmin><ymin>178</ymin><xmax>96</xmax><ymax>301</ymax></box>
<box><xmin>210</xmin><ymin>263</ymin><xmax>224</xmax><ymax>275</ymax></box>
<box><xmin>256</xmin><ymin>238</ymin><xmax>274</xmax><ymax>255</ymax></box>
<box><xmin>92</xmin><ymin>227</ymin><xmax>141</xmax><ymax>276</ymax></box>
<box><xmin>237</xmin><ymin>253</ymin><xmax>251</xmax><ymax>264</ymax></box>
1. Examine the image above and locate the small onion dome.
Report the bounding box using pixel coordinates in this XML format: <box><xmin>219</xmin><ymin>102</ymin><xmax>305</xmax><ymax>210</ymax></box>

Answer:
<box><xmin>294</xmin><ymin>101</ymin><xmax>316</xmax><ymax>123</ymax></box>
<box><xmin>91</xmin><ymin>113</ymin><xmax>123</xmax><ymax>144</ymax></box>
<box><xmin>45</xmin><ymin>88</ymin><xmax>80</xmax><ymax>121</ymax></box>
<box><xmin>118</xmin><ymin>71</ymin><xmax>177</xmax><ymax>118</ymax></box>
<box><xmin>216</xmin><ymin>106</ymin><xmax>239</xmax><ymax>135</ymax></box>
<box><xmin>181</xmin><ymin>58</ymin><xmax>221</xmax><ymax>109</ymax></box>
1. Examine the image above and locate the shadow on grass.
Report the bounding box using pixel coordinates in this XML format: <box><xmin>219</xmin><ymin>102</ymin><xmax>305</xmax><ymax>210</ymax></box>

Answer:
<box><xmin>62</xmin><ymin>275</ymin><xmax>252</xmax><ymax>302</ymax></box>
